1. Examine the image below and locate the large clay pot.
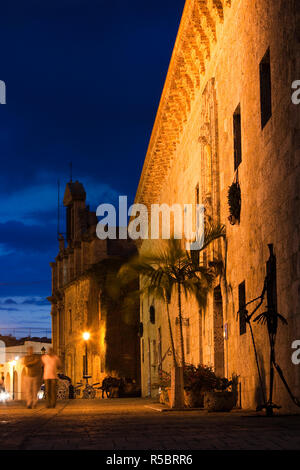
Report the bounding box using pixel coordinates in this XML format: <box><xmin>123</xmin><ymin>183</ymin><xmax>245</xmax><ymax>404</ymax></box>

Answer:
<box><xmin>184</xmin><ymin>389</ymin><xmax>204</xmax><ymax>408</ymax></box>
<box><xmin>204</xmin><ymin>391</ymin><xmax>235</xmax><ymax>412</ymax></box>
<box><xmin>159</xmin><ymin>388</ymin><xmax>169</xmax><ymax>404</ymax></box>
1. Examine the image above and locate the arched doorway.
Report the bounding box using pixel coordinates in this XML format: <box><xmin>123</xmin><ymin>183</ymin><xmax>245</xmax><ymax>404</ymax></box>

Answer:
<box><xmin>213</xmin><ymin>285</ymin><xmax>225</xmax><ymax>377</ymax></box>
<box><xmin>66</xmin><ymin>354</ymin><xmax>72</xmax><ymax>379</ymax></box>
<box><xmin>65</xmin><ymin>349</ymin><xmax>75</xmax><ymax>382</ymax></box>
<box><xmin>5</xmin><ymin>372</ymin><xmax>10</xmax><ymax>393</ymax></box>
<box><xmin>21</xmin><ymin>368</ymin><xmax>27</xmax><ymax>400</ymax></box>
<box><xmin>13</xmin><ymin>370</ymin><xmax>18</xmax><ymax>400</ymax></box>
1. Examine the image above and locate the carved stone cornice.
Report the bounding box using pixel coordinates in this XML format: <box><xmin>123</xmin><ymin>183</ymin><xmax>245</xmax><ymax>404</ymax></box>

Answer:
<box><xmin>49</xmin><ymin>290</ymin><xmax>63</xmax><ymax>303</ymax></box>
<box><xmin>135</xmin><ymin>0</ymin><xmax>231</xmax><ymax>207</ymax></box>
<box><xmin>198</xmin><ymin>121</ymin><xmax>211</xmax><ymax>145</ymax></box>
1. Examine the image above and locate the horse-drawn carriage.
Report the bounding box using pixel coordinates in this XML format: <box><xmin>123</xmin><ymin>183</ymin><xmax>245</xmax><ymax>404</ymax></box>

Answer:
<box><xmin>41</xmin><ymin>374</ymin><xmax>141</xmax><ymax>400</ymax></box>
<box><xmin>100</xmin><ymin>376</ymin><xmax>140</xmax><ymax>398</ymax></box>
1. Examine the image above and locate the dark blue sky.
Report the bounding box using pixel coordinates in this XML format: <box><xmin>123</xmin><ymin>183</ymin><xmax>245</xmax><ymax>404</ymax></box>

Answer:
<box><xmin>0</xmin><ymin>0</ymin><xmax>185</xmax><ymax>334</ymax></box>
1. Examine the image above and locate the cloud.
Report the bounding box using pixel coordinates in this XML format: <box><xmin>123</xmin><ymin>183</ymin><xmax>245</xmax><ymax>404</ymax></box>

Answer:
<box><xmin>0</xmin><ymin>296</ymin><xmax>49</xmax><ymax>306</ymax></box>
<box><xmin>0</xmin><ymin>307</ymin><xmax>19</xmax><ymax>311</ymax></box>
<box><xmin>22</xmin><ymin>297</ymin><xmax>49</xmax><ymax>306</ymax></box>
<box><xmin>0</xmin><ymin>296</ymin><xmax>51</xmax><ymax>334</ymax></box>
<box><xmin>4</xmin><ymin>298</ymin><xmax>17</xmax><ymax>304</ymax></box>
<box><xmin>0</xmin><ymin>177</ymin><xmax>121</xmax><ymax>225</ymax></box>
<box><xmin>0</xmin><ymin>220</ymin><xmax>56</xmax><ymax>254</ymax></box>
<box><xmin>0</xmin><ymin>251</ymin><xmax>52</xmax><ymax>299</ymax></box>
<box><xmin>0</xmin><ymin>184</ymin><xmax>57</xmax><ymax>223</ymax></box>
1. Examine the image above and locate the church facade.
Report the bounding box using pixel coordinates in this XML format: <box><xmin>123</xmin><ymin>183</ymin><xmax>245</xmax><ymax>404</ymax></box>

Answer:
<box><xmin>48</xmin><ymin>181</ymin><xmax>140</xmax><ymax>389</ymax></box>
<box><xmin>135</xmin><ymin>0</ymin><xmax>300</xmax><ymax>410</ymax></box>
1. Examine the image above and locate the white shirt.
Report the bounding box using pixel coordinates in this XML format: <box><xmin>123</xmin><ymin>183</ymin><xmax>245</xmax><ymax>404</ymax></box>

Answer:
<box><xmin>42</xmin><ymin>354</ymin><xmax>61</xmax><ymax>380</ymax></box>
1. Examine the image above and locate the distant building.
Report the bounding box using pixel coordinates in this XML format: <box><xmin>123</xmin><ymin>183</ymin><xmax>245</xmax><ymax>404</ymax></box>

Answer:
<box><xmin>135</xmin><ymin>0</ymin><xmax>300</xmax><ymax>411</ymax></box>
<box><xmin>48</xmin><ymin>181</ymin><xmax>140</xmax><ymax>389</ymax></box>
<box><xmin>0</xmin><ymin>336</ymin><xmax>51</xmax><ymax>400</ymax></box>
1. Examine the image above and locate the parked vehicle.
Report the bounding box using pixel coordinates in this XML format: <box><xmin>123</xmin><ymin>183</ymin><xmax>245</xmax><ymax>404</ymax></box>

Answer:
<box><xmin>100</xmin><ymin>376</ymin><xmax>141</xmax><ymax>398</ymax></box>
<box><xmin>75</xmin><ymin>379</ymin><xmax>101</xmax><ymax>399</ymax></box>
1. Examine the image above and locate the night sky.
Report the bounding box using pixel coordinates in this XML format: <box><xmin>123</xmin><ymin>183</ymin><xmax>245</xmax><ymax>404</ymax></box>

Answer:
<box><xmin>0</xmin><ymin>0</ymin><xmax>185</xmax><ymax>336</ymax></box>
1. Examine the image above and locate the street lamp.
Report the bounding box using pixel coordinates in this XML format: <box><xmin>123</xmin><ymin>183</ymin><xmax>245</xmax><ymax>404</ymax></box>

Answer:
<box><xmin>83</xmin><ymin>332</ymin><xmax>90</xmax><ymax>341</ymax></box>
<box><xmin>82</xmin><ymin>332</ymin><xmax>90</xmax><ymax>382</ymax></box>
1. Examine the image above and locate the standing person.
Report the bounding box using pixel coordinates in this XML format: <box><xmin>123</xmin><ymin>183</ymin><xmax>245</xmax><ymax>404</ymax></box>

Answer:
<box><xmin>22</xmin><ymin>346</ymin><xmax>42</xmax><ymax>409</ymax></box>
<box><xmin>41</xmin><ymin>348</ymin><xmax>62</xmax><ymax>408</ymax></box>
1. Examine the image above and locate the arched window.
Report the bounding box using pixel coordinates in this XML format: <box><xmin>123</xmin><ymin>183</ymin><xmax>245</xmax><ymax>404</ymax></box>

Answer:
<box><xmin>21</xmin><ymin>368</ymin><xmax>27</xmax><ymax>400</ymax></box>
<box><xmin>5</xmin><ymin>372</ymin><xmax>10</xmax><ymax>393</ymax></box>
<box><xmin>13</xmin><ymin>370</ymin><xmax>18</xmax><ymax>400</ymax></box>
<box><xmin>69</xmin><ymin>309</ymin><xmax>72</xmax><ymax>334</ymax></box>
<box><xmin>149</xmin><ymin>305</ymin><xmax>155</xmax><ymax>324</ymax></box>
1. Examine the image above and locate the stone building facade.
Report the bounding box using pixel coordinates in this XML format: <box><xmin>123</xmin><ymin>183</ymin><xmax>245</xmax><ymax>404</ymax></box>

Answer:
<box><xmin>48</xmin><ymin>181</ymin><xmax>140</xmax><ymax>388</ymax></box>
<box><xmin>135</xmin><ymin>0</ymin><xmax>300</xmax><ymax>411</ymax></box>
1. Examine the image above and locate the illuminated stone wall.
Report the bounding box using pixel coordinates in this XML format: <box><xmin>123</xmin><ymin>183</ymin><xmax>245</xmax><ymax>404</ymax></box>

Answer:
<box><xmin>137</xmin><ymin>0</ymin><xmax>300</xmax><ymax>411</ymax></box>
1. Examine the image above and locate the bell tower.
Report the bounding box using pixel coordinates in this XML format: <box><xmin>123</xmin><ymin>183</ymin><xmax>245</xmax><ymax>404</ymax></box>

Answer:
<box><xmin>63</xmin><ymin>181</ymin><xmax>87</xmax><ymax>244</ymax></box>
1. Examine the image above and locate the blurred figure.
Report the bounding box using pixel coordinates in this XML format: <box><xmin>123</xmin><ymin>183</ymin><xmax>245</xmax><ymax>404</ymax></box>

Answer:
<box><xmin>22</xmin><ymin>346</ymin><xmax>42</xmax><ymax>409</ymax></box>
<box><xmin>41</xmin><ymin>348</ymin><xmax>62</xmax><ymax>408</ymax></box>
<box><xmin>0</xmin><ymin>374</ymin><xmax>5</xmax><ymax>392</ymax></box>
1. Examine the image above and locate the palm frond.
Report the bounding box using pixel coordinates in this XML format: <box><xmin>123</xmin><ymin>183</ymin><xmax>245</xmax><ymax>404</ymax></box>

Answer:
<box><xmin>201</xmin><ymin>223</ymin><xmax>226</xmax><ymax>251</ymax></box>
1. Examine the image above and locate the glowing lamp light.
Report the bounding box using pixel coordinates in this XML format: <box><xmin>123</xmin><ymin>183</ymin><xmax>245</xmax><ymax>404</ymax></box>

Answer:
<box><xmin>11</xmin><ymin>360</ymin><xmax>16</xmax><ymax>367</ymax></box>
<box><xmin>83</xmin><ymin>332</ymin><xmax>90</xmax><ymax>341</ymax></box>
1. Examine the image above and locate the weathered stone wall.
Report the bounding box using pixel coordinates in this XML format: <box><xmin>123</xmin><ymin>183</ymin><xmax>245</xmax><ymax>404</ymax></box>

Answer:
<box><xmin>62</xmin><ymin>277</ymin><xmax>105</xmax><ymax>387</ymax></box>
<box><xmin>60</xmin><ymin>274</ymin><xmax>140</xmax><ymax>388</ymax></box>
<box><xmin>137</xmin><ymin>0</ymin><xmax>300</xmax><ymax>411</ymax></box>
<box><xmin>49</xmin><ymin>182</ymin><xmax>140</xmax><ymax>391</ymax></box>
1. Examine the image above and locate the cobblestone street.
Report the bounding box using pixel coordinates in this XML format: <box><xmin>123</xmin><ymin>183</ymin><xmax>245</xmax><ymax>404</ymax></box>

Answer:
<box><xmin>0</xmin><ymin>398</ymin><xmax>300</xmax><ymax>450</ymax></box>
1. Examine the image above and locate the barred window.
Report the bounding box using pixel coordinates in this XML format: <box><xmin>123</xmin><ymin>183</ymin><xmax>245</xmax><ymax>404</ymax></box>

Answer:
<box><xmin>238</xmin><ymin>281</ymin><xmax>247</xmax><ymax>336</ymax></box>
<box><xmin>260</xmin><ymin>48</ymin><xmax>272</xmax><ymax>129</ymax></box>
<box><xmin>149</xmin><ymin>305</ymin><xmax>155</xmax><ymax>324</ymax></box>
<box><xmin>233</xmin><ymin>104</ymin><xmax>242</xmax><ymax>170</ymax></box>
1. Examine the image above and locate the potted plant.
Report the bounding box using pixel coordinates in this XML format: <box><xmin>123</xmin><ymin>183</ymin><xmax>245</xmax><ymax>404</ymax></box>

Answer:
<box><xmin>183</xmin><ymin>364</ymin><xmax>219</xmax><ymax>408</ymax></box>
<box><xmin>227</xmin><ymin>180</ymin><xmax>241</xmax><ymax>225</ymax></box>
<box><xmin>183</xmin><ymin>364</ymin><xmax>236</xmax><ymax>411</ymax></box>
<box><xmin>158</xmin><ymin>365</ymin><xmax>236</xmax><ymax>411</ymax></box>
<box><xmin>203</xmin><ymin>376</ymin><xmax>236</xmax><ymax>412</ymax></box>
<box><xmin>158</xmin><ymin>370</ymin><xmax>171</xmax><ymax>405</ymax></box>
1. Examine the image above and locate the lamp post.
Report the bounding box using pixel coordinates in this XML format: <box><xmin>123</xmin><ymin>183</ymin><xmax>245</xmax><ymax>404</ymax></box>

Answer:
<box><xmin>82</xmin><ymin>332</ymin><xmax>90</xmax><ymax>383</ymax></box>
<box><xmin>41</xmin><ymin>347</ymin><xmax>46</xmax><ymax>355</ymax></box>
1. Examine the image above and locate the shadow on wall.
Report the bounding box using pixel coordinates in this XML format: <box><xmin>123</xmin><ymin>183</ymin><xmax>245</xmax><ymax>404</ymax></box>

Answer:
<box><xmin>105</xmin><ymin>303</ymin><xmax>140</xmax><ymax>383</ymax></box>
<box><xmin>254</xmin><ymin>350</ymin><xmax>267</xmax><ymax>409</ymax></box>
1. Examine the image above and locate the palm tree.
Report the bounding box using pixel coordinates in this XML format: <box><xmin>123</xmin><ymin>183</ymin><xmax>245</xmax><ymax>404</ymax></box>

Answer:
<box><xmin>119</xmin><ymin>222</ymin><xmax>225</xmax><ymax>407</ymax></box>
<box><xmin>122</xmin><ymin>259</ymin><xmax>178</xmax><ymax>368</ymax></box>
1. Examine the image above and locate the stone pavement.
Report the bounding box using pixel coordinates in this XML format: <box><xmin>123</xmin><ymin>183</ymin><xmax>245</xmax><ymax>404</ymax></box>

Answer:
<box><xmin>0</xmin><ymin>398</ymin><xmax>300</xmax><ymax>450</ymax></box>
